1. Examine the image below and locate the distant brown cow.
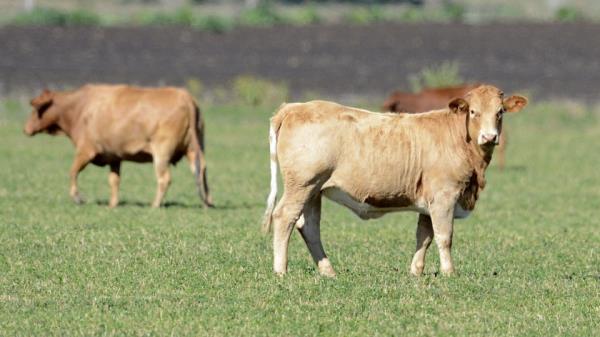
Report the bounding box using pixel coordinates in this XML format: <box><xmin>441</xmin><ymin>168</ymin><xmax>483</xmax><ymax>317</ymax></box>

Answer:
<box><xmin>24</xmin><ymin>84</ymin><xmax>213</xmax><ymax>208</ymax></box>
<box><xmin>262</xmin><ymin>85</ymin><xmax>527</xmax><ymax>277</ymax></box>
<box><xmin>382</xmin><ymin>84</ymin><xmax>481</xmax><ymax>113</ymax></box>
<box><xmin>382</xmin><ymin>84</ymin><xmax>510</xmax><ymax>169</ymax></box>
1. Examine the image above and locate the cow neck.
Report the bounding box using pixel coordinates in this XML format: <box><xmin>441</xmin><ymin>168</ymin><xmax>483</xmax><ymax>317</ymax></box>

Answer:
<box><xmin>53</xmin><ymin>90</ymin><xmax>81</xmax><ymax>140</ymax></box>
<box><xmin>461</xmin><ymin>115</ymin><xmax>493</xmax><ymax>190</ymax></box>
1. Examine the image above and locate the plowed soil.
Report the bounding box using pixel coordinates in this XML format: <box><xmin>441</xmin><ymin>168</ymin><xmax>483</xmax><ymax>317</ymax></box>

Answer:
<box><xmin>1</xmin><ymin>23</ymin><xmax>599</xmax><ymax>101</ymax></box>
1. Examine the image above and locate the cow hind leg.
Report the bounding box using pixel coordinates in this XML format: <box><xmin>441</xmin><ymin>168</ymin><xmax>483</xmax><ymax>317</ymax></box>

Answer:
<box><xmin>410</xmin><ymin>214</ymin><xmax>434</xmax><ymax>276</ymax></box>
<box><xmin>151</xmin><ymin>155</ymin><xmax>171</xmax><ymax>208</ymax></box>
<box><xmin>297</xmin><ymin>195</ymin><xmax>336</xmax><ymax>277</ymax></box>
<box><xmin>108</xmin><ymin>161</ymin><xmax>121</xmax><ymax>208</ymax></box>
<box><xmin>272</xmin><ymin>188</ymin><xmax>314</xmax><ymax>275</ymax></box>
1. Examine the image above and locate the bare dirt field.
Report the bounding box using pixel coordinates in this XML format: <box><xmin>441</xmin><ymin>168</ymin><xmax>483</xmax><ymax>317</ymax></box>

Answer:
<box><xmin>1</xmin><ymin>23</ymin><xmax>599</xmax><ymax>101</ymax></box>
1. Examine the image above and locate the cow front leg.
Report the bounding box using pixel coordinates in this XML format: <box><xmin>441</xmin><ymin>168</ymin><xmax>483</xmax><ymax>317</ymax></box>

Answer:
<box><xmin>410</xmin><ymin>214</ymin><xmax>434</xmax><ymax>276</ymax></box>
<box><xmin>108</xmin><ymin>161</ymin><xmax>121</xmax><ymax>208</ymax></box>
<box><xmin>69</xmin><ymin>150</ymin><xmax>93</xmax><ymax>204</ymax></box>
<box><xmin>297</xmin><ymin>195</ymin><xmax>336</xmax><ymax>277</ymax></box>
<box><xmin>429</xmin><ymin>195</ymin><xmax>457</xmax><ymax>276</ymax></box>
<box><xmin>151</xmin><ymin>156</ymin><xmax>171</xmax><ymax>208</ymax></box>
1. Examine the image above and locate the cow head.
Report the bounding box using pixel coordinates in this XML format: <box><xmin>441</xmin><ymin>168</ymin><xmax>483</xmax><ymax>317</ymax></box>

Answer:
<box><xmin>24</xmin><ymin>89</ymin><xmax>60</xmax><ymax>136</ymax></box>
<box><xmin>449</xmin><ymin>85</ymin><xmax>527</xmax><ymax>147</ymax></box>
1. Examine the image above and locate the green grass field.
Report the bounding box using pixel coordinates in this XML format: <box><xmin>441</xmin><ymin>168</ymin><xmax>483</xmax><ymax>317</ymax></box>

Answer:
<box><xmin>0</xmin><ymin>98</ymin><xmax>598</xmax><ymax>336</ymax></box>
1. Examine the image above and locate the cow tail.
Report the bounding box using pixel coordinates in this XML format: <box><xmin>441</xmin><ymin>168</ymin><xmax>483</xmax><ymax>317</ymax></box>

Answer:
<box><xmin>262</xmin><ymin>103</ymin><xmax>287</xmax><ymax>233</ymax></box>
<box><xmin>191</xmin><ymin>99</ymin><xmax>213</xmax><ymax>207</ymax></box>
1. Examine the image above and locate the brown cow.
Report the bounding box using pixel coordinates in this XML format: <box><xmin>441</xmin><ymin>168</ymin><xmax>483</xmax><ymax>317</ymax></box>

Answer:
<box><xmin>262</xmin><ymin>85</ymin><xmax>527</xmax><ymax>277</ymax></box>
<box><xmin>382</xmin><ymin>83</ymin><xmax>512</xmax><ymax>169</ymax></box>
<box><xmin>381</xmin><ymin>84</ymin><xmax>481</xmax><ymax>113</ymax></box>
<box><xmin>24</xmin><ymin>84</ymin><xmax>213</xmax><ymax>208</ymax></box>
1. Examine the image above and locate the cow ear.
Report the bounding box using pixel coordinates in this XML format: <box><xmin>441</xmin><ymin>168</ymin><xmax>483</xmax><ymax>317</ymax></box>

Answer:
<box><xmin>30</xmin><ymin>89</ymin><xmax>54</xmax><ymax>110</ymax></box>
<box><xmin>503</xmin><ymin>95</ymin><xmax>528</xmax><ymax>113</ymax></box>
<box><xmin>448</xmin><ymin>98</ymin><xmax>469</xmax><ymax>114</ymax></box>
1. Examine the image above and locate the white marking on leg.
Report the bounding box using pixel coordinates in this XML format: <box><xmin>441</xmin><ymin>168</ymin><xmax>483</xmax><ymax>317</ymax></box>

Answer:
<box><xmin>317</xmin><ymin>258</ymin><xmax>336</xmax><ymax>277</ymax></box>
<box><xmin>295</xmin><ymin>214</ymin><xmax>305</xmax><ymax>229</ymax></box>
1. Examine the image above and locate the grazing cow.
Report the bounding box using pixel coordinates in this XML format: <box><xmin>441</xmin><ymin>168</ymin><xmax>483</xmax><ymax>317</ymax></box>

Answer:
<box><xmin>262</xmin><ymin>85</ymin><xmax>527</xmax><ymax>277</ymax></box>
<box><xmin>24</xmin><ymin>84</ymin><xmax>213</xmax><ymax>208</ymax></box>
<box><xmin>382</xmin><ymin>83</ymin><xmax>511</xmax><ymax>169</ymax></box>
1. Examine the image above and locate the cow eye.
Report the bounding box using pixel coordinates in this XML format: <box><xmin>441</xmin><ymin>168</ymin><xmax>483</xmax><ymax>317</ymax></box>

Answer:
<box><xmin>497</xmin><ymin>109</ymin><xmax>503</xmax><ymax>119</ymax></box>
<box><xmin>37</xmin><ymin>104</ymin><xmax>50</xmax><ymax>117</ymax></box>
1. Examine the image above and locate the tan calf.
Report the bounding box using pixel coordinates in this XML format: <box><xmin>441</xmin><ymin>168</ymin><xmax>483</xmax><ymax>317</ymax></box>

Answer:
<box><xmin>24</xmin><ymin>84</ymin><xmax>213</xmax><ymax>208</ymax></box>
<box><xmin>263</xmin><ymin>85</ymin><xmax>527</xmax><ymax>277</ymax></box>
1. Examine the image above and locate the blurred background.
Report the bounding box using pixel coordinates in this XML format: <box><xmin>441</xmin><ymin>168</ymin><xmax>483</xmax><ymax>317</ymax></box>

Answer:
<box><xmin>1</xmin><ymin>3</ymin><xmax>599</xmax><ymax>335</ymax></box>
<box><xmin>1</xmin><ymin>0</ymin><xmax>599</xmax><ymax>105</ymax></box>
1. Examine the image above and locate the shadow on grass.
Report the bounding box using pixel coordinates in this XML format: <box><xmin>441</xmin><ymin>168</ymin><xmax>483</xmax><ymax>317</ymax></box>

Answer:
<box><xmin>490</xmin><ymin>165</ymin><xmax>527</xmax><ymax>172</ymax></box>
<box><xmin>94</xmin><ymin>199</ymin><xmax>197</xmax><ymax>208</ymax></box>
<box><xmin>94</xmin><ymin>199</ymin><xmax>263</xmax><ymax>210</ymax></box>
<box><xmin>199</xmin><ymin>201</ymin><xmax>266</xmax><ymax>210</ymax></box>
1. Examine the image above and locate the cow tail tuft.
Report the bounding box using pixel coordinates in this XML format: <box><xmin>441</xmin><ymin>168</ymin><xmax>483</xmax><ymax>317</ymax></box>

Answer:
<box><xmin>261</xmin><ymin>103</ymin><xmax>286</xmax><ymax>233</ymax></box>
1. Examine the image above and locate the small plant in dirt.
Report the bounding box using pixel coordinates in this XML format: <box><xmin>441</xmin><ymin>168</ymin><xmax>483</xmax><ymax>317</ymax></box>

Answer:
<box><xmin>286</xmin><ymin>5</ymin><xmax>321</xmax><ymax>25</ymax></box>
<box><xmin>185</xmin><ymin>78</ymin><xmax>204</xmax><ymax>100</ymax></box>
<box><xmin>343</xmin><ymin>6</ymin><xmax>386</xmax><ymax>25</ymax></box>
<box><xmin>555</xmin><ymin>6</ymin><xmax>584</xmax><ymax>22</ymax></box>
<box><xmin>232</xmin><ymin>75</ymin><xmax>288</xmax><ymax>107</ymax></box>
<box><xmin>11</xmin><ymin>7</ymin><xmax>102</xmax><ymax>26</ymax></box>
<box><xmin>193</xmin><ymin>15</ymin><xmax>234</xmax><ymax>33</ymax></box>
<box><xmin>400</xmin><ymin>6</ymin><xmax>427</xmax><ymax>22</ymax></box>
<box><xmin>133</xmin><ymin>8</ymin><xmax>233</xmax><ymax>32</ymax></box>
<box><xmin>134</xmin><ymin>7</ymin><xmax>195</xmax><ymax>26</ymax></box>
<box><xmin>120</xmin><ymin>0</ymin><xmax>159</xmax><ymax>3</ymax></box>
<box><xmin>408</xmin><ymin>61</ymin><xmax>464</xmax><ymax>92</ymax></box>
<box><xmin>440</xmin><ymin>1</ymin><xmax>465</xmax><ymax>22</ymax></box>
<box><xmin>239</xmin><ymin>2</ymin><xmax>283</xmax><ymax>27</ymax></box>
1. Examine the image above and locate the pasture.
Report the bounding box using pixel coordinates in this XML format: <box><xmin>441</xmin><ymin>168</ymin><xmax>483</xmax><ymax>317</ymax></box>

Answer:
<box><xmin>0</xmin><ymin>98</ymin><xmax>598</xmax><ymax>336</ymax></box>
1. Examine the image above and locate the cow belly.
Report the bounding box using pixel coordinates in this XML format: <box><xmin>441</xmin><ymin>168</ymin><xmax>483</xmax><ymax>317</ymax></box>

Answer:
<box><xmin>322</xmin><ymin>187</ymin><xmax>429</xmax><ymax>220</ymax></box>
<box><xmin>121</xmin><ymin>151</ymin><xmax>153</xmax><ymax>163</ymax></box>
<box><xmin>322</xmin><ymin>187</ymin><xmax>471</xmax><ymax>220</ymax></box>
<box><xmin>91</xmin><ymin>151</ymin><xmax>153</xmax><ymax>165</ymax></box>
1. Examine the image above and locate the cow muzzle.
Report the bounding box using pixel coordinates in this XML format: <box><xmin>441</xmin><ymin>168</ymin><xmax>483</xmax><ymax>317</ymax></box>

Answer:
<box><xmin>478</xmin><ymin>131</ymin><xmax>499</xmax><ymax>145</ymax></box>
<box><xmin>23</xmin><ymin>126</ymin><xmax>35</xmax><ymax>136</ymax></box>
